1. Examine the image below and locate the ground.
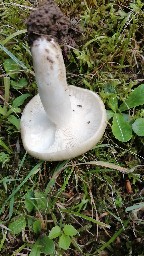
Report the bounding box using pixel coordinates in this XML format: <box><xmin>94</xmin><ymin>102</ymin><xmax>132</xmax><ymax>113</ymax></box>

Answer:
<box><xmin>0</xmin><ymin>0</ymin><xmax>144</xmax><ymax>255</ymax></box>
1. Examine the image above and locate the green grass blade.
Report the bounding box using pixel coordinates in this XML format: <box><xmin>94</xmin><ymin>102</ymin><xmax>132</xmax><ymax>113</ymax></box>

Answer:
<box><xmin>9</xmin><ymin>196</ymin><xmax>14</xmax><ymax>220</ymax></box>
<box><xmin>1</xmin><ymin>29</ymin><xmax>27</xmax><ymax>45</ymax></box>
<box><xmin>11</xmin><ymin>244</ymin><xmax>27</xmax><ymax>256</ymax></box>
<box><xmin>61</xmin><ymin>209</ymin><xmax>110</xmax><ymax>228</ymax></box>
<box><xmin>0</xmin><ymin>232</ymin><xmax>7</xmax><ymax>251</ymax></box>
<box><xmin>0</xmin><ymin>138</ymin><xmax>12</xmax><ymax>154</ymax></box>
<box><xmin>18</xmin><ymin>152</ymin><xmax>27</xmax><ymax>172</ymax></box>
<box><xmin>0</xmin><ymin>161</ymin><xmax>42</xmax><ymax>215</ymax></box>
<box><xmin>45</xmin><ymin>160</ymin><xmax>69</xmax><ymax>195</ymax></box>
<box><xmin>52</xmin><ymin>167</ymin><xmax>73</xmax><ymax>207</ymax></box>
<box><xmin>0</xmin><ymin>43</ymin><xmax>27</xmax><ymax>70</ymax></box>
<box><xmin>97</xmin><ymin>220</ymin><xmax>129</xmax><ymax>252</ymax></box>
<box><xmin>4</xmin><ymin>77</ymin><xmax>10</xmax><ymax>104</ymax></box>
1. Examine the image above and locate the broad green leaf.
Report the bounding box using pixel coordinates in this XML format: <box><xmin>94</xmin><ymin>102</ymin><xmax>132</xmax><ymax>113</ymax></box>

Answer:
<box><xmin>38</xmin><ymin>236</ymin><xmax>55</xmax><ymax>254</ymax></box>
<box><xmin>103</xmin><ymin>83</ymin><xmax>117</xmax><ymax>94</ymax></box>
<box><xmin>122</xmin><ymin>113</ymin><xmax>131</xmax><ymax>122</ymax></box>
<box><xmin>11</xmin><ymin>78</ymin><xmax>28</xmax><ymax>90</ymax></box>
<box><xmin>59</xmin><ymin>233</ymin><xmax>71</xmax><ymax>250</ymax></box>
<box><xmin>25</xmin><ymin>190</ymin><xmax>35</xmax><ymax>213</ymax></box>
<box><xmin>29</xmin><ymin>242</ymin><xmax>41</xmax><ymax>256</ymax></box>
<box><xmin>6</xmin><ymin>107</ymin><xmax>21</xmax><ymax>116</ymax></box>
<box><xmin>49</xmin><ymin>226</ymin><xmax>61</xmax><ymax>239</ymax></box>
<box><xmin>34</xmin><ymin>191</ymin><xmax>48</xmax><ymax>211</ymax></box>
<box><xmin>0</xmin><ymin>106</ymin><xmax>6</xmax><ymax>116</ymax></box>
<box><xmin>63</xmin><ymin>225</ymin><xmax>78</xmax><ymax>237</ymax></box>
<box><xmin>112</xmin><ymin>113</ymin><xmax>132</xmax><ymax>142</ymax></box>
<box><xmin>27</xmin><ymin>216</ymin><xmax>34</xmax><ymax>229</ymax></box>
<box><xmin>120</xmin><ymin>84</ymin><xmax>144</xmax><ymax>111</ymax></box>
<box><xmin>12</xmin><ymin>94</ymin><xmax>30</xmax><ymax>108</ymax></box>
<box><xmin>33</xmin><ymin>220</ymin><xmax>41</xmax><ymax>234</ymax></box>
<box><xmin>107</xmin><ymin>95</ymin><xmax>118</xmax><ymax>112</ymax></box>
<box><xmin>9</xmin><ymin>216</ymin><xmax>26</xmax><ymax>235</ymax></box>
<box><xmin>106</xmin><ymin>110</ymin><xmax>114</xmax><ymax>121</ymax></box>
<box><xmin>8</xmin><ymin>115</ymin><xmax>20</xmax><ymax>130</ymax></box>
<box><xmin>3</xmin><ymin>59</ymin><xmax>20</xmax><ymax>79</ymax></box>
<box><xmin>132</xmin><ymin>118</ymin><xmax>144</xmax><ymax>136</ymax></box>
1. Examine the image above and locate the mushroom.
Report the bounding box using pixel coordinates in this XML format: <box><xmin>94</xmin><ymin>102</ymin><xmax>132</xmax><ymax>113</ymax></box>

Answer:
<box><xmin>21</xmin><ymin>37</ymin><xmax>107</xmax><ymax>161</ymax></box>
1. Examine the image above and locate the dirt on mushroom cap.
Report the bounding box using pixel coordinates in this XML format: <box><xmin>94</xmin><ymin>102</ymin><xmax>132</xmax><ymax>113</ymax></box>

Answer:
<box><xmin>27</xmin><ymin>0</ymin><xmax>81</xmax><ymax>47</ymax></box>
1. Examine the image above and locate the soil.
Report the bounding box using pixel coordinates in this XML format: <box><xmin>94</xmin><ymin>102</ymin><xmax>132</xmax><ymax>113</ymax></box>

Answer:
<box><xmin>26</xmin><ymin>0</ymin><xmax>81</xmax><ymax>47</ymax></box>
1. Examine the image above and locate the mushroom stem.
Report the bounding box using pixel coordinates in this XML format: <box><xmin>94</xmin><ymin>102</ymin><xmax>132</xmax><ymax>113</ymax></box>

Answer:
<box><xmin>31</xmin><ymin>37</ymin><xmax>72</xmax><ymax>127</ymax></box>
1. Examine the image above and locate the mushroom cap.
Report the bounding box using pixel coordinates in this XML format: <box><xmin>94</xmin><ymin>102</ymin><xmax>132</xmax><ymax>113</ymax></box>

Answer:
<box><xmin>21</xmin><ymin>85</ymin><xmax>107</xmax><ymax>161</ymax></box>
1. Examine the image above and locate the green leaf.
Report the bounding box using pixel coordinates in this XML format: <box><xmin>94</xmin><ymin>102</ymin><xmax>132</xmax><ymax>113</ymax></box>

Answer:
<box><xmin>132</xmin><ymin>118</ymin><xmax>144</xmax><ymax>136</ymax></box>
<box><xmin>130</xmin><ymin>3</ymin><xmax>140</xmax><ymax>12</ymax></box>
<box><xmin>33</xmin><ymin>220</ymin><xmax>41</xmax><ymax>234</ymax></box>
<box><xmin>63</xmin><ymin>225</ymin><xmax>78</xmax><ymax>237</ymax></box>
<box><xmin>0</xmin><ymin>162</ymin><xmax>42</xmax><ymax>215</ymax></box>
<box><xmin>112</xmin><ymin>113</ymin><xmax>132</xmax><ymax>142</ymax></box>
<box><xmin>2</xmin><ymin>29</ymin><xmax>27</xmax><ymax>45</ymax></box>
<box><xmin>38</xmin><ymin>236</ymin><xmax>55</xmax><ymax>254</ymax></box>
<box><xmin>0</xmin><ymin>106</ymin><xmax>6</xmax><ymax>116</ymax></box>
<box><xmin>120</xmin><ymin>84</ymin><xmax>144</xmax><ymax>111</ymax></box>
<box><xmin>9</xmin><ymin>196</ymin><xmax>14</xmax><ymax>220</ymax></box>
<box><xmin>27</xmin><ymin>216</ymin><xmax>34</xmax><ymax>230</ymax></box>
<box><xmin>0</xmin><ymin>152</ymin><xmax>10</xmax><ymax>164</ymax></box>
<box><xmin>49</xmin><ymin>226</ymin><xmax>61</xmax><ymax>239</ymax></box>
<box><xmin>12</xmin><ymin>94</ymin><xmax>31</xmax><ymax>108</ymax></box>
<box><xmin>4</xmin><ymin>76</ymin><xmax>10</xmax><ymax>103</ymax></box>
<box><xmin>11</xmin><ymin>78</ymin><xmax>28</xmax><ymax>90</ymax></box>
<box><xmin>59</xmin><ymin>233</ymin><xmax>71</xmax><ymax>250</ymax></box>
<box><xmin>34</xmin><ymin>191</ymin><xmax>48</xmax><ymax>211</ymax></box>
<box><xmin>62</xmin><ymin>209</ymin><xmax>110</xmax><ymax>228</ymax></box>
<box><xmin>106</xmin><ymin>110</ymin><xmax>114</xmax><ymax>121</ymax></box>
<box><xmin>6</xmin><ymin>107</ymin><xmax>21</xmax><ymax>116</ymax></box>
<box><xmin>29</xmin><ymin>242</ymin><xmax>41</xmax><ymax>256</ymax></box>
<box><xmin>125</xmin><ymin>203</ymin><xmax>144</xmax><ymax>212</ymax></box>
<box><xmin>0</xmin><ymin>44</ymin><xmax>27</xmax><ymax>70</ymax></box>
<box><xmin>9</xmin><ymin>216</ymin><xmax>26</xmax><ymax>235</ymax></box>
<box><xmin>97</xmin><ymin>220</ymin><xmax>129</xmax><ymax>253</ymax></box>
<box><xmin>107</xmin><ymin>95</ymin><xmax>118</xmax><ymax>112</ymax></box>
<box><xmin>0</xmin><ymin>138</ymin><xmax>12</xmax><ymax>153</ymax></box>
<box><xmin>3</xmin><ymin>59</ymin><xmax>20</xmax><ymax>78</ymax></box>
<box><xmin>8</xmin><ymin>115</ymin><xmax>20</xmax><ymax>130</ymax></box>
<box><xmin>25</xmin><ymin>190</ymin><xmax>35</xmax><ymax>213</ymax></box>
<box><xmin>0</xmin><ymin>232</ymin><xmax>6</xmax><ymax>251</ymax></box>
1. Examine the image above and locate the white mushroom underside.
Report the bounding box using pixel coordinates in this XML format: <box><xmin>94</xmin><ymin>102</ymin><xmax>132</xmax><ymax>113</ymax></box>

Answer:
<box><xmin>21</xmin><ymin>85</ymin><xmax>107</xmax><ymax>161</ymax></box>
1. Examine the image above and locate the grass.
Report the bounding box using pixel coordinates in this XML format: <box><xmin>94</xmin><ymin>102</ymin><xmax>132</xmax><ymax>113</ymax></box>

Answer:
<box><xmin>0</xmin><ymin>0</ymin><xmax>144</xmax><ymax>255</ymax></box>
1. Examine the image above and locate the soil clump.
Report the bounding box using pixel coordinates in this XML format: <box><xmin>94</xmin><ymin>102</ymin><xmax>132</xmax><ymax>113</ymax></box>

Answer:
<box><xmin>27</xmin><ymin>0</ymin><xmax>81</xmax><ymax>47</ymax></box>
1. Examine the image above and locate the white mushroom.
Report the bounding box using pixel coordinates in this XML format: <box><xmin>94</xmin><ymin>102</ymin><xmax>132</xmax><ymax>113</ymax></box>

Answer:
<box><xmin>21</xmin><ymin>37</ymin><xmax>107</xmax><ymax>161</ymax></box>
